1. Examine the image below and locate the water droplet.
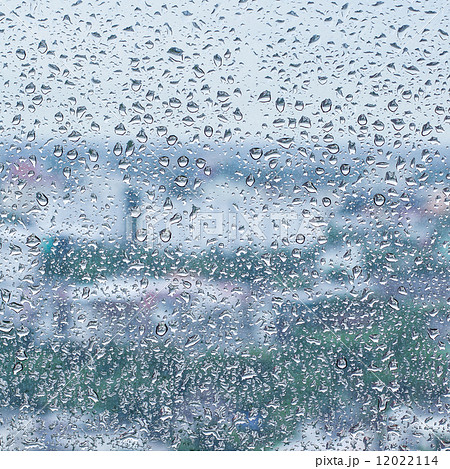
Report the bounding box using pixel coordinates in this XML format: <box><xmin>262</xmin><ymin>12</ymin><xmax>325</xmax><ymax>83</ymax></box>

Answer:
<box><xmin>159</xmin><ymin>156</ymin><xmax>170</xmax><ymax>167</ymax></box>
<box><xmin>336</xmin><ymin>357</ymin><xmax>347</xmax><ymax>370</ymax></box>
<box><xmin>193</xmin><ymin>65</ymin><xmax>205</xmax><ymax>78</ymax></box>
<box><xmin>340</xmin><ymin>164</ymin><xmax>350</xmax><ymax>176</ymax></box>
<box><xmin>421</xmin><ymin>122</ymin><xmax>433</xmax><ymax>136</ymax></box>
<box><xmin>373</xmin><ymin>194</ymin><xmax>385</xmax><ymax>206</ymax></box>
<box><xmin>249</xmin><ymin>148</ymin><xmax>263</xmax><ymax>160</ymax></box>
<box><xmin>168</xmin><ymin>47</ymin><xmax>184</xmax><ymax>61</ymax></box>
<box><xmin>296</xmin><ymin>234</ymin><xmax>305</xmax><ymax>244</ymax></box>
<box><xmin>295</xmin><ymin>100</ymin><xmax>304</xmax><ymax>111</ymax></box>
<box><xmin>26</xmin><ymin>234</ymin><xmax>41</xmax><ymax>248</ymax></box>
<box><xmin>54</xmin><ymin>145</ymin><xmax>63</xmax><ymax>157</ymax></box>
<box><xmin>160</xmin><ymin>229</ymin><xmax>171</xmax><ymax>242</ymax></box>
<box><xmin>156</xmin><ymin>322</ymin><xmax>168</xmax><ymax>336</ymax></box>
<box><xmin>357</xmin><ymin>114</ymin><xmax>367</xmax><ymax>126</ymax></box>
<box><xmin>388</xmin><ymin>99</ymin><xmax>398</xmax><ymax>112</ymax></box>
<box><xmin>177</xmin><ymin>156</ymin><xmax>189</xmax><ymax>167</ymax></box>
<box><xmin>320</xmin><ymin>99</ymin><xmax>332</xmax><ymax>112</ymax></box>
<box><xmin>167</xmin><ymin>135</ymin><xmax>178</xmax><ymax>145</ymax></box>
<box><xmin>136</xmin><ymin>229</ymin><xmax>147</xmax><ymax>242</ymax></box>
<box><xmin>276</xmin><ymin>98</ymin><xmax>285</xmax><ymax>112</ymax></box>
<box><xmin>88</xmin><ymin>149</ymin><xmax>99</xmax><ymax>162</ymax></box>
<box><xmin>16</xmin><ymin>48</ymin><xmax>26</xmax><ymax>60</ymax></box>
<box><xmin>374</xmin><ymin>134</ymin><xmax>385</xmax><ymax>147</ymax></box>
<box><xmin>246</xmin><ymin>174</ymin><xmax>255</xmax><ymax>186</ymax></box>
<box><xmin>115</xmin><ymin>124</ymin><xmax>126</xmax><ymax>136</ymax></box>
<box><xmin>67</xmin><ymin>149</ymin><xmax>78</xmax><ymax>160</ymax></box>
<box><xmin>174</xmin><ymin>175</ymin><xmax>188</xmax><ymax>187</ymax></box>
<box><xmin>38</xmin><ymin>40</ymin><xmax>48</xmax><ymax>54</ymax></box>
<box><xmin>258</xmin><ymin>90</ymin><xmax>271</xmax><ymax>103</ymax></box>
<box><xmin>36</xmin><ymin>192</ymin><xmax>48</xmax><ymax>207</ymax></box>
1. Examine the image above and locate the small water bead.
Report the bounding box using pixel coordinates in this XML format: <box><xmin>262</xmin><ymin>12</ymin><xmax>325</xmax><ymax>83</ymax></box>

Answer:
<box><xmin>26</xmin><ymin>234</ymin><xmax>41</xmax><ymax>248</ymax></box>
<box><xmin>193</xmin><ymin>65</ymin><xmax>205</xmax><ymax>78</ymax></box>
<box><xmin>320</xmin><ymin>98</ymin><xmax>332</xmax><ymax>113</ymax></box>
<box><xmin>276</xmin><ymin>98</ymin><xmax>285</xmax><ymax>112</ymax></box>
<box><xmin>258</xmin><ymin>90</ymin><xmax>271</xmax><ymax>103</ymax></box>
<box><xmin>54</xmin><ymin>145</ymin><xmax>63</xmax><ymax>157</ymax></box>
<box><xmin>160</xmin><ymin>229</ymin><xmax>172</xmax><ymax>242</ymax></box>
<box><xmin>169</xmin><ymin>97</ymin><xmax>181</xmax><ymax>108</ymax></box>
<box><xmin>13</xmin><ymin>363</ymin><xmax>23</xmax><ymax>375</ymax></box>
<box><xmin>391</xmin><ymin>119</ymin><xmax>405</xmax><ymax>131</ymax></box>
<box><xmin>156</xmin><ymin>322</ymin><xmax>168</xmax><ymax>336</ymax></box>
<box><xmin>174</xmin><ymin>175</ymin><xmax>188</xmax><ymax>187</ymax></box>
<box><xmin>143</xmin><ymin>114</ymin><xmax>153</xmax><ymax>124</ymax></box>
<box><xmin>296</xmin><ymin>234</ymin><xmax>305</xmax><ymax>244</ymax></box>
<box><xmin>233</xmin><ymin>108</ymin><xmax>243</xmax><ymax>121</ymax></box>
<box><xmin>131</xmin><ymin>80</ymin><xmax>142</xmax><ymax>91</ymax></box>
<box><xmin>299</xmin><ymin>116</ymin><xmax>311</xmax><ymax>128</ymax></box>
<box><xmin>388</xmin><ymin>99</ymin><xmax>398</xmax><ymax>112</ymax></box>
<box><xmin>204</xmin><ymin>126</ymin><xmax>213</xmax><ymax>137</ymax></box>
<box><xmin>336</xmin><ymin>357</ymin><xmax>348</xmax><ymax>370</ymax></box>
<box><xmin>125</xmin><ymin>142</ymin><xmax>135</xmax><ymax>156</ymax></box>
<box><xmin>340</xmin><ymin>164</ymin><xmax>350</xmax><ymax>176</ymax></box>
<box><xmin>137</xmin><ymin>130</ymin><xmax>148</xmax><ymax>143</ymax></box>
<box><xmin>374</xmin><ymin>134</ymin><xmax>385</xmax><ymax>147</ymax></box>
<box><xmin>217</xmin><ymin>91</ymin><xmax>230</xmax><ymax>102</ymax></box>
<box><xmin>25</xmin><ymin>83</ymin><xmax>36</xmax><ymax>94</ymax></box>
<box><xmin>168</xmin><ymin>47</ymin><xmax>184</xmax><ymax>61</ymax></box>
<box><xmin>327</xmin><ymin>144</ymin><xmax>339</xmax><ymax>154</ymax></box>
<box><xmin>68</xmin><ymin>131</ymin><xmax>81</xmax><ymax>142</ymax></box>
<box><xmin>357</xmin><ymin>114</ymin><xmax>367</xmax><ymax>126</ymax></box>
<box><xmin>421</xmin><ymin>122</ymin><xmax>433</xmax><ymax>136</ymax></box>
<box><xmin>159</xmin><ymin>156</ymin><xmax>170</xmax><ymax>167</ymax></box>
<box><xmin>373</xmin><ymin>194</ymin><xmax>385</xmax><ymax>206</ymax></box>
<box><xmin>372</xmin><ymin>120</ymin><xmax>384</xmax><ymax>131</ymax></box>
<box><xmin>88</xmin><ymin>149</ymin><xmax>99</xmax><ymax>162</ymax></box>
<box><xmin>167</xmin><ymin>135</ymin><xmax>178</xmax><ymax>145</ymax></box>
<box><xmin>177</xmin><ymin>156</ymin><xmax>189</xmax><ymax>167</ymax></box>
<box><xmin>32</xmin><ymin>95</ymin><xmax>43</xmax><ymax>106</ymax></box>
<box><xmin>67</xmin><ymin>149</ymin><xmax>78</xmax><ymax>160</ymax></box>
<box><xmin>136</xmin><ymin>229</ymin><xmax>147</xmax><ymax>242</ymax></box>
<box><xmin>115</xmin><ymin>124</ymin><xmax>126</xmax><ymax>135</ymax></box>
<box><xmin>16</xmin><ymin>48</ymin><xmax>26</xmax><ymax>60</ymax></box>
<box><xmin>322</xmin><ymin>197</ymin><xmax>331</xmax><ymax>207</ymax></box>
<box><xmin>36</xmin><ymin>192</ymin><xmax>49</xmax><ymax>207</ymax></box>
<box><xmin>196</xmin><ymin>158</ymin><xmax>206</xmax><ymax>169</ymax></box>
<box><xmin>38</xmin><ymin>40</ymin><xmax>48</xmax><ymax>54</ymax></box>
<box><xmin>249</xmin><ymin>148</ymin><xmax>263</xmax><ymax>160</ymax></box>
<box><xmin>113</xmin><ymin>143</ymin><xmax>123</xmax><ymax>156</ymax></box>
<box><xmin>246</xmin><ymin>174</ymin><xmax>255</xmax><ymax>187</ymax></box>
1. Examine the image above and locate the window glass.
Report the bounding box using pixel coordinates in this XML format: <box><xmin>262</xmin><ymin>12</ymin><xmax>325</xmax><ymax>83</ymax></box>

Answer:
<box><xmin>0</xmin><ymin>0</ymin><xmax>449</xmax><ymax>450</ymax></box>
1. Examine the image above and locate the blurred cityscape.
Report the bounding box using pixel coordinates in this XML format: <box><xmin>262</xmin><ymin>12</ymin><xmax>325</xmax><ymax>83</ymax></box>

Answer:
<box><xmin>0</xmin><ymin>138</ymin><xmax>449</xmax><ymax>449</ymax></box>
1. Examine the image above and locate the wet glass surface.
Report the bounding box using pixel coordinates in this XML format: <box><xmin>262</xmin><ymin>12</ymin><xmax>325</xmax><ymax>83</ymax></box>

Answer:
<box><xmin>0</xmin><ymin>0</ymin><xmax>449</xmax><ymax>450</ymax></box>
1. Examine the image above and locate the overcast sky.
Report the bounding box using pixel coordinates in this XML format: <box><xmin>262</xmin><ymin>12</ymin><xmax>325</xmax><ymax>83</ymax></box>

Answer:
<box><xmin>0</xmin><ymin>0</ymin><xmax>449</xmax><ymax>153</ymax></box>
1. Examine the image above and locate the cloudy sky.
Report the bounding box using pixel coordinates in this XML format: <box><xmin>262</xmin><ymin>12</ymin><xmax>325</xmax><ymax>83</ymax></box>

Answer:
<box><xmin>0</xmin><ymin>0</ymin><xmax>448</xmax><ymax>153</ymax></box>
